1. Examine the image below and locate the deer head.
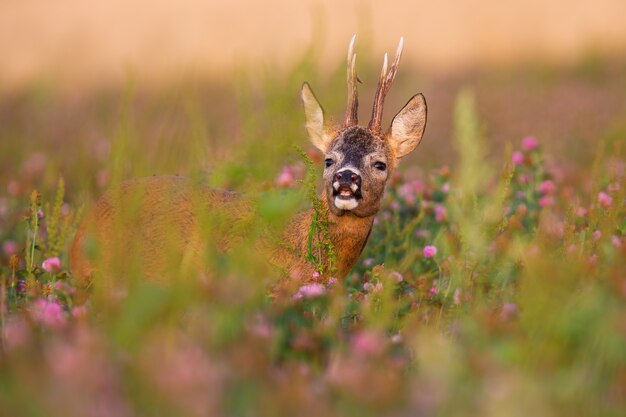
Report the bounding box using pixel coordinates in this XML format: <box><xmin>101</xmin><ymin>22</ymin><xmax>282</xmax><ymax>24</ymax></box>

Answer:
<box><xmin>301</xmin><ymin>36</ymin><xmax>427</xmax><ymax>218</ymax></box>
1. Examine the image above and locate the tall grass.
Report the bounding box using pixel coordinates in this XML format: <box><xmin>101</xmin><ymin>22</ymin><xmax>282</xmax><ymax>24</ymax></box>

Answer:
<box><xmin>0</xmin><ymin>49</ymin><xmax>625</xmax><ymax>417</ymax></box>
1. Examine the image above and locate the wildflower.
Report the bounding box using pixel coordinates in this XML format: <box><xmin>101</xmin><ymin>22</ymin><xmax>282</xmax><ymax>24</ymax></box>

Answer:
<box><xmin>521</xmin><ymin>136</ymin><xmax>539</xmax><ymax>151</ymax></box>
<box><xmin>327</xmin><ymin>277</ymin><xmax>338</xmax><ymax>286</ymax></box>
<box><xmin>398</xmin><ymin>183</ymin><xmax>416</xmax><ymax>205</ymax></box>
<box><xmin>42</xmin><ymin>256</ymin><xmax>62</xmax><ymax>273</ymax></box>
<box><xmin>363</xmin><ymin>282</ymin><xmax>372</xmax><ymax>291</ymax></box>
<box><xmin>312</xmin><ymin>271</ymin><xmax>321</xmax><ymax>280</ymax></box>
<box><xmin>71</xmin><ymin>305</ymin><xmax>88</xmax><ymax>319</ymax></box>
<box><xmin>390</xmin><ymin>271</ymin><xmax>404</xmax><ymax>283</ymax></box>
<box><xmin>373</xmin><ymin>282</ymin><xmax>384</xmax><ymax>292</ymax></box>
<box><xmin>30</xmin><ymin>298</ymin><xmax>67</xmax><ymax>328</ymax></box>
<box><xmin>390</xmin><ymin>200</ymin><xmax>400</xmax><ymax>210</ymax></box>
<box><xmin>54</xmin><ymin>280</ymin><xmax>75</xmax><ymax>294</ymax></box>
<box><xmin>440</xmin><ymin>182</ymin><xmax>450</xmax><ymax>193</ymax></box>
<box><xmin>611</xmin><ymin>235</ymin><xmax>622</xmax><ymax>248</ymax></box>
<box><xmin>4</xmin><ymin>317</ymin><xmax>31</xmax><ymax>351</ymax></box>
<box><xmin>538</xmin><ymin>180</ymin><xmax>556</xmax><ymax>194</ymax></box>
<box><xmin>275</xmin><ymin>165</ymin><xmax>294</xmax><ymax>188</ymax></box>
<box><xmin>423</xmin><ymin>245</ymin><xmax>437</xmax><ymax>258</ymax></box>
<box><xmin>37</xmin><ymin>209</ymin><xmax>44</xmax><ymax>219</ymax></box>
<box><xmin>593</xmin><ymin>230</ymin><xmax>602</xmax><ymax>241</ymax></box>
<box><xmin>391</xmin><ymin>333</ymin><xmax>403</xmax><ymax>344</ymax></box>
<box><xmin>362</xmin><ymin>258</ymin><xmax>374</xmax><ymax>267</ymax></box>
<box><xmin>517</xmin><ymin>173</ymin><xmax>530</xmax><ymax>184</ymax></box>
<box><xmin>575</xmin><ymin>207</ymin><xmax>588</xmax><ymax>217</ymax></box>
<box><xmin>427</xmin><ymin>286</ymin><xmax>438</xmax><ymax>297</ymax></box>
<box><xmin>501</xmin><ymin>303</ymin><xmax>518</xmax><ymax>320</ymax></box>
<box><xmin>2</xmin><ymin>240</ymin><xmax>18</xmax><ymax>256</ymax></box>
<box><xmin>351</xmin><ymin>330</ymin><xmax>385</xmax><ymax>356</ymax></box>
<box><xmin>434</xmin><ymin>204</ymin><xmax>447</xmax><ymax>223</ymax></box>
<box><xmin>539</xmin><ymin>195</ymin><xmax>555</xmax><ymax>208</ymax></box>
<box><xmin>598</xmin><ymin>192</ymin><xmax>612</xmax><ymax>208</ymax></box>
<box><xmin>294</xmin><ymin>283</ymin><xmax>325</xmax><ymax>299</ymax></box>
<box><xmin>511</xmin><ymin>151</ymin><xmax>524</xmax><ymax>165</ymax></box>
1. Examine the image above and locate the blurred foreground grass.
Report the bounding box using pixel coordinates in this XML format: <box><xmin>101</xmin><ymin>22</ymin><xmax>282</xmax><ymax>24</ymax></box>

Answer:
<box><xmin>0</xmin><ymin>51</ymin><xmax>625</xmax><ymax>417</ymax></box>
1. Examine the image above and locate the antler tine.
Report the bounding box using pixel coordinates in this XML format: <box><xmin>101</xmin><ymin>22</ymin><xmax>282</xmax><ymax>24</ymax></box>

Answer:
<box><xmin>344</xmin><ymin>34</ymin><xmax>359</xmax><ymax>127</ymax></box>
<box><xmin>368</xmin><ymin>37</ymin><xmax>404</xmax><ymax>133</ymax></box>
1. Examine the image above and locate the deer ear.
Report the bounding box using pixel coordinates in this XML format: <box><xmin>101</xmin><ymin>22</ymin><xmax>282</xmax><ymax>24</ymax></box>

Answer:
<box><xmin>301</xmin><ymin>83</ymin><xmax>333</xmax><ymax>153</ymax></box>
<box><xmin>387</xmin><ymin>93</ymin><xmax>427</xmax><ymax>159</ymax></box>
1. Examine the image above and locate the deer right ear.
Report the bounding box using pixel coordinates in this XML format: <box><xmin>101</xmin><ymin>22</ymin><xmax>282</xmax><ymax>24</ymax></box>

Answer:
<box><xmin>301</xmin><ymin>83</ymin><xmax>333</xmax><ymax>153</ymax></box>
<box><xmin>387</xmin><ymin>93</ymin><xmax>427</xmax><ymax>159</ymax></box>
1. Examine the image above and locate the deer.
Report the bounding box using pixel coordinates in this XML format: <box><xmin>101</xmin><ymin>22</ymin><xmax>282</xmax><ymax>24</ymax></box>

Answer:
<box><xmin>69</xmin><ymin>36</ymin><xmax>427</xmax><ymax>300</ymax></box>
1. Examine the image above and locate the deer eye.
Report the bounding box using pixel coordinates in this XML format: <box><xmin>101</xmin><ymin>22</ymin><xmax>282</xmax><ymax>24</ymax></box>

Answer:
<box><xmin>374</xmin><ymin>161</ymin><xmax>387</xmax><ymax>171</ymax></box>
<box><xmin>324</xmin><ymin>158</ymin><xmax>334</xmax><ymax>168</ymax></box>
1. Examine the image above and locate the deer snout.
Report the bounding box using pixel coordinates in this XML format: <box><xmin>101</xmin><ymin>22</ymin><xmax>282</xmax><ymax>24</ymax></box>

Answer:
<box><xmin>333</xmin><ymin>169</ymin><xmax>362</xmax><ymax>200</ymax></box>
<box><xmin>334</xmin><ymin>170</ymin><xmax>361</xmax><ymax>187</ymax></box>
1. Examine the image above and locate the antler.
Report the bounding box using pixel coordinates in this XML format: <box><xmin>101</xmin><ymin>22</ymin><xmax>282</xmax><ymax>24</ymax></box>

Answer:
<box><xmin>344</xmin><ymin>35</ymin><xmax>359</xmax><ymax>127</ymax></box>
<box><xmin>368</xmin><ymin>37</ymin><xmax>404</xmax><ymax>133</ymax></box>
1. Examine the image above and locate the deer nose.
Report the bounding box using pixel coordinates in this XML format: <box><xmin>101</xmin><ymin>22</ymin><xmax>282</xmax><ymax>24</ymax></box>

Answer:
<box><xmin>335</xmin><ymin>170</ymin><xmax>361</xmax><ymax>187</ymax></box>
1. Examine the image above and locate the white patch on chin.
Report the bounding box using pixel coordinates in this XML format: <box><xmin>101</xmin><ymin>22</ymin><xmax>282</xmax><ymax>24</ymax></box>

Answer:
<box><xmin>334</xmin><ymin>196</ymin><xmax>359</xmax><ymax>210</ymax></box>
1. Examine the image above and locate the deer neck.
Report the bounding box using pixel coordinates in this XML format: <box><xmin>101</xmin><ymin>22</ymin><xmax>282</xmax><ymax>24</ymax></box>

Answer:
<box><xmin>317</xmin><ymin>194</ymin><xmax>375</xmax><ymax>279</ymax></box>
<box><xmin>270</xmin><ymin>193</ymin><xmax>376</xmax><ymax>288</ymax></box>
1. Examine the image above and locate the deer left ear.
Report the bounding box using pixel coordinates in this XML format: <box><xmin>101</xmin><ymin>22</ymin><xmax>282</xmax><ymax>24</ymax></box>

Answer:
<box><xmin>387</xmin><ymin>93</ymin><xmax>427</xmax><ymax>159</ymax></box>
<box><xmin>301</xmin><ymin>82</ymin><xmax>334</xmax><ymax>153</ymax></box>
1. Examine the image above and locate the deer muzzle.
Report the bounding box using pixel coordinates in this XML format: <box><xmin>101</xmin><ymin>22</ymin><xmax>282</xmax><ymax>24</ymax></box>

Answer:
<box><xmin>332</xmin><ymin>169</ymin><xmax>362</xmax><ymax>210</ymax></box>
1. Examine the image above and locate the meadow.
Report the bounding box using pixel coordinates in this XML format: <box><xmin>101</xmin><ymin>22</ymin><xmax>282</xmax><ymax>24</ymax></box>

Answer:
<box><xmin>0</xmin><ymin>47</ymin><xmax>625</xmax><ymax>417</ymax></box>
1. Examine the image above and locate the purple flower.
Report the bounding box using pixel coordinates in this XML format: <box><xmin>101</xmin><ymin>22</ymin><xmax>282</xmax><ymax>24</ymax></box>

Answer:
<box><xmin>2</xmin><ymin>240</ymin><xmax>18</xmax><ymax>256</ymax></box>
<box><xmin>30</xmin><ymin>298</ymin><xmax>67</xmax><ymax>328</ymax></box>
<box><xmin>501</xmin><ymin>303</ymin><xmax>519</xmax><ymax>320</ymax></box>
<box><xmin>351</xmin><ymin>331</ymin><xmax>385</xmax><ymax>356</ymax></box>
<box><xmin>511</xmin><ymin>151</ymin><xmax>524</xmax><ymax>165</ymax></box>
<box><xmin>275</xmin><ymin>165</ymin><xmax>294</xmax><ymax>188</ymax></box>
<box><xmin>521</xmin><ymin>136</ymin><xmax>539</xmax><ymax>151</ymax></box>
<box><xmin>539</xmin><ymin>195</ymin><xmax>555</xmax><ymax>208</ymax></box>
<box><xmin>362</xmin><ymin>258</ymin><xmax>374</xmax><ymax>267</ymax></box>
<box><xmin>312</xmin><ymin>271</ymin><xmax>321</xmax><ymax>280</ymax></box>
<box><xmin>294</xmin><ymin>283</ymin><xmax>325</xmax><ymax>299</ymax></box>
<box><xmin>42</xmin><ymin>256</ymin><xmax>62</xmax><ymax>273</ymax></box>
<box><xmin>390</xmin><ymin>271</ymin><xmax>404</xmax><ymax>283</ymax></box>
<box><xmin>598</xmin><ymin>192</ymin><xmax>612</xmax><ymax>208</ymax></box>
<box><xmin>423</xmin><ymin>245</ymin><xmax>437</xmax><ymax>258</ymax></box>
<box><xmin>538</xmin><ymin>180</ymin><xmax>556</xmax><ymax>194</ymax></box>
<box><xmin>593</xmin><ymin>230</ymin><xmax>602</xmax><ymax>241</ymax></box>
<box><xmin>434</xmin><ymin>204</ymin><xmax>447</xmax><ymax>223</ymax></box>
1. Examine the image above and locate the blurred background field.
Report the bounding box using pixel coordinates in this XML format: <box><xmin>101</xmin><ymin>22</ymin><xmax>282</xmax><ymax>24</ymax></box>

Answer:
<box><xmin>1</xmin><ymin>1</ymin><xmax>625</xmax><ymax>416</ymax></box>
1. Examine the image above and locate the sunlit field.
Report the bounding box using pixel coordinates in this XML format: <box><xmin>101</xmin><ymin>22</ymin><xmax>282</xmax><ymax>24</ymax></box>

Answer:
<box><xmin>1</xmin><ymin>42</ymin><xmax>625</xmax><ymax>417</ymax></box>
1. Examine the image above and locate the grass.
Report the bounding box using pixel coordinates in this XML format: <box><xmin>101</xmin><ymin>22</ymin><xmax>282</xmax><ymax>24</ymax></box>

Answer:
<box><xmin>0</xmin><ymin>49</ymin><xmax>625</xmax><ymax>417</ymax></box>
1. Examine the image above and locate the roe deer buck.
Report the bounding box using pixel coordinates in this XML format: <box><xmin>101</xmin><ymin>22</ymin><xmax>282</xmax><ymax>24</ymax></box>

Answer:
<box><xmin>70</xmin><ymin>36</ymin><xmax>427</xmax><ymax>298</ymax></box>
